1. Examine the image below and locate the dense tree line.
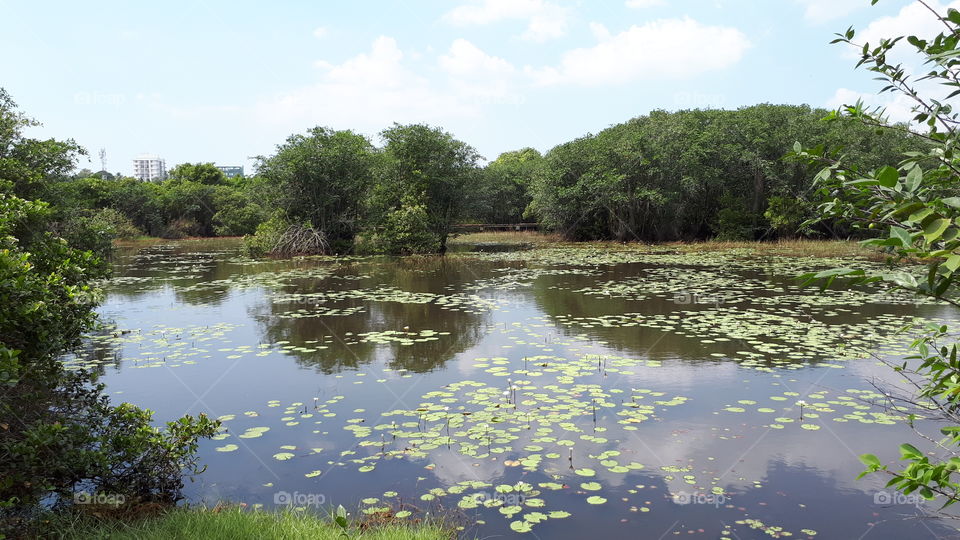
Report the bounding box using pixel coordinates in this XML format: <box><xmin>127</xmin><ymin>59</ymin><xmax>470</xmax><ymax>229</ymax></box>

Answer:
<box><xmin>35</xmin><ymin>103</ymin><xmax>923</xmax><ymax>255</ymax></box>
<box><xmin>41</xmin><ymin>162</ymin><xmax>269</xmax><ymax>241</ymax></box>
<box><xmin>528</xmin><ymin>104</ymin><xmax>925</xmax><ymax>241</ymax></box>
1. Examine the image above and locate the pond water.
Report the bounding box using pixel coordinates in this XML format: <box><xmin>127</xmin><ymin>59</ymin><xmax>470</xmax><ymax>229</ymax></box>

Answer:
<box><xmin>67</xmin><ymin>238</ymin><xmax>960</xmax><ymax>538</ymax></box>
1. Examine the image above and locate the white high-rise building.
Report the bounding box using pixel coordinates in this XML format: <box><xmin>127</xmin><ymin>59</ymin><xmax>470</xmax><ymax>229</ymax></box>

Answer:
<box><xmin>132</xmin><ymin>154</ymin><xmax>167</xmax><ymax>181</ymax></box>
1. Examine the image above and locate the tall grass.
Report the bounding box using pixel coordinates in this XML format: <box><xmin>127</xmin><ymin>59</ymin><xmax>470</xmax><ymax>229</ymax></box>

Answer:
<box><xmin>41</xmin><ymin>507</ymin><xmax>455</xmax><ymax>540</ymax></box>
<box><xmin>667</xmin><ymin>238</ymin><xmax>881</xmax><ymax>259</ymax></box>
<box><xmin>448</xmin><ymin>231</ymin><xmax>882</xmax><ymax>259</ymax></box>
<box><xmin>448</xmin><ymin>231</ymin><xmax>562</xmax><ymax>245</ymax></box>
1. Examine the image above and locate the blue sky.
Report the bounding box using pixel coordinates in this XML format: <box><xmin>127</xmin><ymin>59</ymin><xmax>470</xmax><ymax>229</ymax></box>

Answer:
<box><xmin>0</xmin><ymin>0</ymin><xmax>949</xmax><ymax>175</ymax></box>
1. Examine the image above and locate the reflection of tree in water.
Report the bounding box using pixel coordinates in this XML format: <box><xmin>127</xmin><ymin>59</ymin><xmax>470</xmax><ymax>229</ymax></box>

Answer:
<box><xmin>529</xmin><ymin>266</ymin><xmax>947</xmax><ymax>366</ymax></box>
<box><xmin>714</xmin><ymin>459</ymin><xmax>958</xmax><ymax>538</ymax></box>
<box><xmin>251</xmin><ymin>256</ymin><xmax>495</xmax><ymax>373</ymax></box>
<box><xmin>529</xmin><ymin>269</ymin><xmax>693</xmax><ymax>358</ymax></box>
<box><xmin>62</xmin><ymin>324</ymin><xmax>127</xmax><ymax>377</ymax></box>
<box><xmin>103</xmin><ymin>243</ymin><xmax>237</xmax><ymax>306</ymax></box>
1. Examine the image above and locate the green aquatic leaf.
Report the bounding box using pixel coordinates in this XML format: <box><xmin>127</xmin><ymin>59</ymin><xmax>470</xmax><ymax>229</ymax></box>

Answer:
<box><xmin>510</xmin><ymin>520</ymin><xmax>532</xmax><ymax>533</ymax></box>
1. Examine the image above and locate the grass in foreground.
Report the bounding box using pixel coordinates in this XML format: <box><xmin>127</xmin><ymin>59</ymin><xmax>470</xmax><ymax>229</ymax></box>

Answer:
<box><xmin>41</xmin><ymin>507</ymin><xmax>455</xmax><ymax>540</ymax></box>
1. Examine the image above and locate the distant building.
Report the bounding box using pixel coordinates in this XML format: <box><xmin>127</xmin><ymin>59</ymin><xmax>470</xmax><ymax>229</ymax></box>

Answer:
<box><xmin>132</xmin><ymin>154</ymin><xmax>167</xmax><ymax>181</ymax></box>
<box><xmin>216</xmin><ymin>165</ymin><xmax>244</xmax><ymax>178</ymax></box>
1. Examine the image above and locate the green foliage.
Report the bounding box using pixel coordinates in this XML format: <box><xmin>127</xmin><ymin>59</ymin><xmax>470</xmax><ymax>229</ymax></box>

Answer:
<box><xmin>158</xmin><ymin>179</ymin><xmax>218</xmax><ymax>237</ymax></box>
<box><xmin>795</xmin><ymin>3</ymin><xmax>960</xmax><ymax>512</ymax></box>
<box><xmin>0</xmin><ymin>194</ymin><xmax>106</xmax><ymax>359</ymax></box>
<box><xmin>212</xmin><ymin>188</ymin><xmax>267</xmax><ymax>236</ymax></box>
<box><xmin>168</xmin><ymin>162</ymin><xmax>227</xmax><ymax>185</ymax></box>
<box><xmin>528</xmin><ymin>105</ymin><xmax>920</xmax><ymax>241</ymax></box>
<box><xmin>468</xmin><ymin>148</ymin><xmax>541</xmax><ymax>223</ymax></box>
<box><xmin>0</xmin><ymin>89</ymin><xmax>220</xmax><ymax>535</ymax></box>
<box><xmin>764</xmin><ymin>196</ymin><xmax>810</xmax><ymax>237</ymax></box>
<box><xmin>0</xmin><ymin>89</ymin><xmax>85</xmax><ymax>201</ymax></box>
<box><xmin>713</xmin><ymin>194</ymin><xmax>763</xmax><ymax>241</ymax></box>
<box><xmin>242</xmin><ymin>213</ymin><xmax>289</xmax><ymax>257</ymax></box>
<box><xmin>371</xmin><ymin>123</ymin><xmax>480</xmax><ymax>252</ymax></box>
<box><xmin>364</xmin><ymin>196</ymin><xmax>440</xmax><ymax>255</ymax></box>
<box><xmin>255</xmin><ymin>127</ymin><xmax>377</xmax><ymax>253</ymax></box>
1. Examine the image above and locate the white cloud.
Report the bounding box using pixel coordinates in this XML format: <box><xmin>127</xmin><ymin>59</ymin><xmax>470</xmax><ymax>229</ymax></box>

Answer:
<box><xmin>527</xmin><ymin>18</ymin><xmax>750</xmax><ymax>86</ymax></box>
<box><xmin>439</xmin><ymin>39</ymin><xmax>520</xmax><ymax>102</ymax></box>
<box><xmin>857</xmin><ymin>1</ymin><xmax>960</xmax><ymax>49</ymax></box>
<box><xmin>256</xmin><ymin>36</ymin><xmax>475</xmax><ymax>133</ymax></box>
<box><xmin>588</xmin><ymin>21</ymin><xmax>611</xmax><ymax>41</ymax></box>
<box><xmin>439</xmin><ymin>38</ymin><xmax>515</xmax><ymax>77</ymax></box>
<box><xmin>825</xmin><ymin>87</ymin><xmax>916</xmax><ymax>123</ymax></box>
<box><xmin>256</xmin><ymin>36</ymin><xmax>528</xmax><ymax>138</ymax></box>
<box><xmin>794</xmin><ymin>0</ymin><xmax>865</xmax><ymax>23</ymax></box>
<box><xmin>625</xmin><ymin>0</ymin><xmax>665</xmax><ymax>8</ymax></box>
<box><xmin>312</xmin><ymin>26</ymin><xmax>328</xmax><ymax>39</ymax></box>
<box><xmin>442</xmin><ymin>0</ymin><xmax>571</xmax><ymax>42</ymax></box>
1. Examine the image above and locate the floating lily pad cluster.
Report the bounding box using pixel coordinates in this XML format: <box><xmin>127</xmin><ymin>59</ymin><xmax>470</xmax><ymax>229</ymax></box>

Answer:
<box><xmin>719</xmin><ymin>388</ymin><xmax>909</xmax><ymax>430</ymax></box>
<box><xmin>73</xmin><ymin>240</ymin><xmax>951</xmax><ymax>538</ymax></box>
<box><xmin>551</xmin><ymin>308</ymin><xmax>940</xmax><ymax>366</ymax></box>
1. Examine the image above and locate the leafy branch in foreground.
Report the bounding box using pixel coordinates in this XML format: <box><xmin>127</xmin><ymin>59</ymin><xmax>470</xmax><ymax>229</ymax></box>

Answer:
<box><xmin>0</xmin><ymin>89</ymin><xmax>220</xmax><ymax>537</ymax></box>
<box><xmin>794</xmin><ymin>1</ymin><xmax>960</xmax><ymax>513</ymax></box>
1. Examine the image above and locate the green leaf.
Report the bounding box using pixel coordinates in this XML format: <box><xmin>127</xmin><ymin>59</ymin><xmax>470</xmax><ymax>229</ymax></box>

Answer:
<box><xmin>945</xmin><ymin>255</ymin><xmax>960</xmax><ymax>274</ymax></box>
<box><xmin>923</xmin><ymin>218</ymin><xmax>950</xmax><ymax>243</ymax></box>
<box><xmin>908</xmin><ymin>207</ymin><xmax>934</xmax><ymax>223</ymax></box>
<box><xmin>942</xmin><ymin>197</ymin><xmax>960</xmax><ymax>209</ymax></box>
<box><xmin>883</xmin><ymin>271</ymin><xmax>918</xmax><ymax>288</ymax></box>
<box><xmin>890</xmin><ymin>226</ymin><xmax>914</xmax><ymax>248</ymax></box>
<box><xmin>949</xmin><ymin>8</ymin><xmax>960</xmax><ymax>25</ymax></box>
<box><xmin>899</xmin><ymin>443</ymin><xmax>922</xmax><ymax>460</ymax></box>
<box><xmin>904</xmin><ymin>166</ymin><xmax>923</xmax><ymax>192</ymax></box>
<box><xmin>876</xmin><ymin>166</ymin><xmax>899</xmax><ymax>188</ymax></box>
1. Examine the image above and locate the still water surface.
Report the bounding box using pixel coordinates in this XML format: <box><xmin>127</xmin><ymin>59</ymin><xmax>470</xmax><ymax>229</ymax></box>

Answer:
<box><xmin>68</xmin><ymin>239</ymin><xmax>960</xmax><ymax>538</ymax></box>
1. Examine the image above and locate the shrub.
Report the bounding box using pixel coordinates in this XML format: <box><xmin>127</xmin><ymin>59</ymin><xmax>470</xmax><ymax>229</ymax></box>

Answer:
<box><xmin>213</xmin><ymin>203</ymin><xmax>266</xmax><ymax>236</ymax></box>
<box><xmin>0</xmin><ymin>193</ymin><xmax>218</xmax><ymax>536</ymax></box>
<box><xmin>712</xmin><ymin>195</ymin><xmax>761</xmax><ymax>241</ymax></box>
<box><xmin>242</xmin><ymin>213</ymin><xmax>289</xmax><ymax>257</ymax></box>
<box><xmin>365</xmin><ymin>198</ymin><xmax>440</xmax><ymax>255</ymax></box>
<box><xmin>162</xmin><ymin>218</ymin><xmax>203</xmax><ymax>239</ymax></box>
<box><xmin>764</xmin><ymin>196</ymin><xmax>809</xmax><ymax>237</ymax></box>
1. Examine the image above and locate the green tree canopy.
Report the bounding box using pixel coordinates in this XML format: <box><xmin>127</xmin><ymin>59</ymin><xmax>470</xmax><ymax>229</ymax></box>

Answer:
<box><xmin>373</xmin><ymin>123</ymin><xmax>480</xmax><ymax>252</ymax></box>
<box><xmin>167</xmin><ymin>162</ymin><xmax>227</xmax><ymax>186</ymax></box>
<box><xmin>255</xmin><ymin>127</ymin><xmax>377</xmax><ymax>252</ymax></box>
